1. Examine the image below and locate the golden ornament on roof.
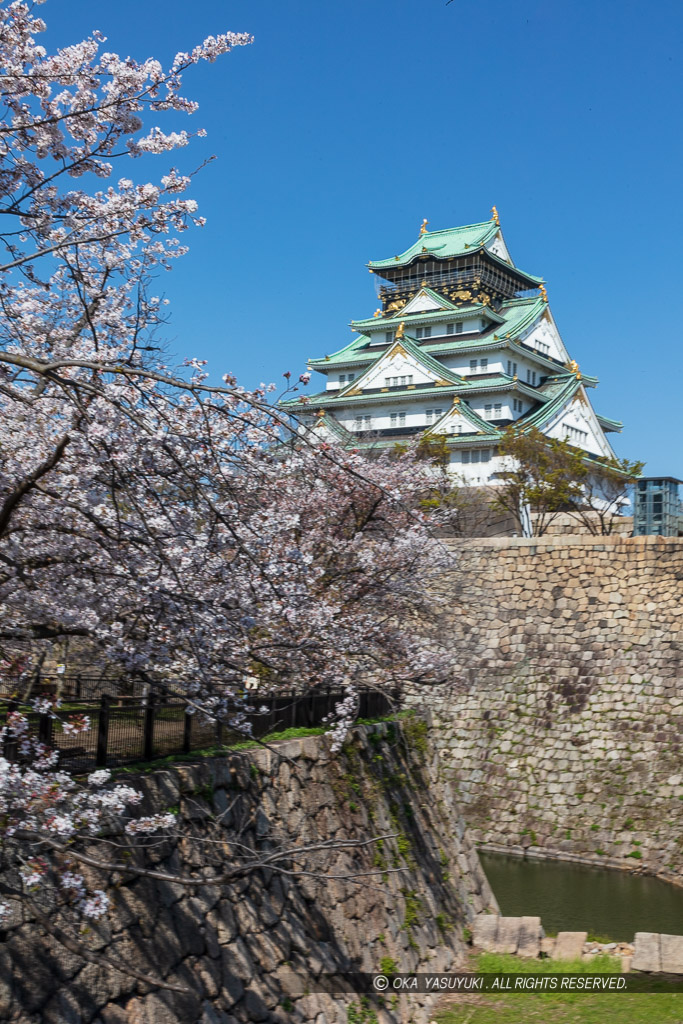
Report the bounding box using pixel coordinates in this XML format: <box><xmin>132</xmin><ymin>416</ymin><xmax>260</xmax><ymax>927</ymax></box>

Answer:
<box><xmin>420</xmin><ymin>218</ymin><xmax>429</xmax><ymax>235</ymax></box>
<box><xmin>373</xmin><ymin>308</ymin><xmax>381</xmax><ymax>318</ymax></box>
<box><xmin>568</xmin><ymin>359</ymin><xmax>579</xmax><ymax>373</ymax></box>
<box><xmin>452</xmin><ymin>395</ymin><xmax>461</xmax><ymax>405</ymax></box>
<box><xmin>395</xmin><ymin>321</ymin><xmax>405</xmax><ymax>339</ymax></box>
<box><xmin>539</xmin><ymin>283</ymin><xmax>548</xmax><ymax>302</ymax></box>
<box><xmin>491</xmin><ymin>205</ymin><xmax>500</xmax><ymax>226</ymax></box>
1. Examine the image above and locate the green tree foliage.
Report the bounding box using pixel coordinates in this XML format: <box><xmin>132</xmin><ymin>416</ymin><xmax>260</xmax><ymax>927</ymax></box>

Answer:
<box><xmin>490</xmin><ymin>427</ymin><xmax>586</xmax><ymax>536</ymax></box>
<box><xmin>568</xmin><ymin>455</ymin><xmax>645</xmax><ymax>535</ymax></box>
<box><xmin>491</xmin><ymin>427</ymin><xmax>643</xmax><ymax>536</ymax></box>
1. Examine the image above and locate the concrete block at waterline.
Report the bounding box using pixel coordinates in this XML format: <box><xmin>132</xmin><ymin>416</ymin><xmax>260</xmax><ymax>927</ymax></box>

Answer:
<box><xmin>632</xmin><ymin>933</ymin><xmax>661</xmax><ymax>973</ymax></box>
<box><xmin>659</xmin><ymin>934</ymin><xmax>683</xmax><ymax>974</ymax></box>
<box><xmin>553</xmin><ymin>932</ymin><xmax>587</xmax><ymax>961</ymax></box>
<box><xmin>472</xmin><ymin>914</ymin><xmax>499</xmax><ymax>952</ymax></box>
<box><xmin>495</xmin><ymin>917</ymin><xmax>522</xmax><ymax>954</ymax></box>
<box><xmin>516</xmin><ymin>917</ymin><xmax>543</xmax><ymax>958</ymax></box>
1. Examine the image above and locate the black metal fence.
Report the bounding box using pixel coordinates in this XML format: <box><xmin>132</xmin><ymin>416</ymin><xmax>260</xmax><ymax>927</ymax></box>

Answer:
<box><xmin>1</xmin><ymin>688</ymin><xmax>395</xmax><ymax>775</ymax></box>
<box><xmin>0</xmin><ymin>674</ymin><xmax>145</xmax><ymax>702</ymax></box>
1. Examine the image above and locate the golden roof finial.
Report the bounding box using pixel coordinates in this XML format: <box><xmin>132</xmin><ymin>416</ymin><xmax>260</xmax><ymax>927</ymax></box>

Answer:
<box><xmin>395</xmin><ymin>321</ymin><xmax>405</xmax><ymax>339</ymax></box>
<box><xmin>419</xmin><ymin>218</ymin><xmax>429</xmax><ymax>235</ymax></box>
<box><xmin>373</xmin><ymin>308</ymin><xmax>381</xmax><ymax>318</ymax></box>
<box><xmin>539</xmin><ymin>283</ymin><xmax>548</xmax><ymax>303</ymax></box>
<box><xmin>316</xmin><ymin>408</ymin><xmax>325</xmax><ymax>418</ymax></box>
<box><xmin>452</xmin><ymin>395</ymin><xmax>461</xmax><ymax>405</ymax></box>
<box><xmin>568</xmin><ymin>359</ymin><xmax>579</xmax><ymax>373</ymax></box>
<box><xmin>491</xmin><ymin>205</ymin><xmax>500</xmax><ymax>226</ymax></box>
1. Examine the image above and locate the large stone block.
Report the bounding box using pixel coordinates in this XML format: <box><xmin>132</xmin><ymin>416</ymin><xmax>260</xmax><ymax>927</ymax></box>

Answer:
<box><xmin>632</xmin><ymin>932</ymin><xmax>661</xmax><ymax>973</ymax></box>
<box><xmin>516</xmin><ymin>917</ymin><xmax>542</xmax><ymax>958</ymax></box>
<box><xmin>495</xmin><ymin>917</ymin><xmax>522</xmax><ymax>954</ymax></box>
<box><xmin>472</xmin><ymin>914</ymin><xmax>499</xmax><ymax>952</ymax></box>
<box><xmin>553</xmin><ymin>932</ymin><xmax>587</xmax><ymax>961</ymax></box>
<box><xmin>659</xmin><ymin>934</ymin><xmax>683</xmax><ymax>974</ymax></box>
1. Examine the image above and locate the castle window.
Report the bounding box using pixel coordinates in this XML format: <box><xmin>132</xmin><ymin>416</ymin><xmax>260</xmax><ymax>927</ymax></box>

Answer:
<box><xmin>384</xmin><ymin>331</ymin><xmax>394</xmax><ymax>343</ymax></box>
<box><xmin>526</xmin><ymin>369</ymin><xmax>537</xmax><ymax>386</ymax></box>
<box><xmin>348</xmin><ymin>373</ymin><xmax>355</xmax><ymax>382</ymax></box>
<box><xmin>507</xmin><ymin>360</ymin><xmax>518</xmax><ymax>376</ymax></box>
<box><xmin>425</xmin><ymin>409</ymin><xmax>433</xmax><ymax>424</ymax></box>
<box><xmin>484</xmin><ymin>404</ymin><xmax>492</xmax><ymax>419</ymax></box>
<box><xmin>354</xmin><ymin>416</ymin><xmax>363</xmax><ymax>430</ymax></box>
<box><xmin>446</xmin><ymin>323</ymin><xmax>454</xmax><ymax>335</ymax></box>
<box><xmin>364</xmin><ymin>415</ymin><xmax>372</xmax><ymax>429</ymax></box>
<box><xmin>456</xmin><ymin>322</ymin><xmax>464</xmax><ymax>334</ymax></box>
<box><xmin>469</xmin><ymin>359</ymin><xmax>477</xmax><ymax>372</ymax></box>
<box><xmin>462</xmin><ymin>451</ymin><xmax>470</xmax><ymax>463</ymax></box>
<box><xmin>480</xmin><ymin>358</ymin><xmax>488</xmax><ymax>371</ymax></box>
<box><xmin>481</xmin><ymin>450</ymin><xmax>491</xmax><ymax>462</ymax></box>
<box><xmin>494</xmin><ymin>403</ymin><xmax>502</xmax><ymax>417</ymax></box>
<box><xmin>339</xmin><ymin>374</ymin><xmax>346</xmax><ymax>384</ymax></box>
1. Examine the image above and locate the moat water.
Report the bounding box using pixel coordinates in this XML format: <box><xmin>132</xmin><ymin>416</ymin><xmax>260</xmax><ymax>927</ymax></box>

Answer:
<box><xmin>479</xmin><ymin>851</ymin><xmax>683</xmax><ymax>940</ymax></box>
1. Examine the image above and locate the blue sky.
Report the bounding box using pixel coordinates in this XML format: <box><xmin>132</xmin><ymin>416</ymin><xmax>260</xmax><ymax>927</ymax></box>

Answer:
<box><xmin>46</xmin><ymin>0</ymin><xmax>682</xmax><ymax>476</ymax></box>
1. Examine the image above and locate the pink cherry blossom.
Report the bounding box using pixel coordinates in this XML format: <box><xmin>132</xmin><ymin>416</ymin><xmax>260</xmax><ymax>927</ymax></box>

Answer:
<box><xmin>0</xmin><ymin>1</ymin><xmax>458</xmax><ymax>932</ymax></box>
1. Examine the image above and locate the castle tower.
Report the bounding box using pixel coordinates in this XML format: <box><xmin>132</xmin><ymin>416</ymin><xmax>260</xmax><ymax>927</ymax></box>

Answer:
<box><xmin>280</xmin><ymin>212</ymin><xmax>622</xmax><ymax>485</ymax></box>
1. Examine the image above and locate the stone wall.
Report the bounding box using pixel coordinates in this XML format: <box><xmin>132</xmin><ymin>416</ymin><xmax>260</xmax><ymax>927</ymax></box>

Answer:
<box><xmin>0</xmin><ymin>717</ymin><xmax>495</xmax><ymax>1024</ymax></box>
<box><xmin>529</xmin><ymin>512</ymin><xmax>634</xmax><ymax>536</ymax></box>
<box><xmin>418</xmin><ymin>534</ymin><xmax>683</xmax><ymax>879</ymax></box>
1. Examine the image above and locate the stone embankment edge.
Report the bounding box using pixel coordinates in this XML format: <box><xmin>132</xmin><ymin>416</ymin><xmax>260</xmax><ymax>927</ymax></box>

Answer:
<box><xmin>476</xmin><ymin>842</ymin><xmax>683</xmax><ymax>891</ymax></box>
<box><xmin>1</xmin><ymin>712</ymin><xmax>497</xmax><ymax>1024</ymax></box>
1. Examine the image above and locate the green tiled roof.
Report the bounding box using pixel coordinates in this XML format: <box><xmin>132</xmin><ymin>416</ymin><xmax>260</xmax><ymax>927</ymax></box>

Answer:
<box><xmin>280</xmin><ymin>373</ymin><xmax>545</xmax><ymax>410</ymax></box>
<box><xmin>335</xmin><ymin>333</ymin><xmax>466</xmax><ymax>396</ymax></box>
<box><xmin>309</xmin><ymin>296</ymin><xmax>547</xmax><ymax>370</ymax></box>
<box><xmin>596</xmin><ymin>413</ymin><xmax>623</xmax><ymax>433</ymax></box>
<box><xmin>351</xmin><ymin>302</ymin><xmax>502</xmax><ymax>333</ymax></box>
<box><xmin>521</xmin><ymin>374</ymin><xmax>588</xmax><ymax>431</ymax></box>
<box><xmin>406</xmin><ymin>286</ymin><xmax>459</xmax><ymax>310</ymax></box>
<box><xmin>281</xmin><ymin>382</ymin><xmax>467</xmax><ymax>409</ymax></box>
<box><xmin>368</xmin><ymin>221</ymin><xmax>500</xmax><ymax>270</ymax></box>
<box><xmin>307</xmin><ymin>333</ymin><xmax>374</xmax><ymax>368</ymax></box>
<box><xmin>366</xmin><ymin>220</ymin><xmax>544</xmax><ymax>286</ymax></box>
<box><xmin>342</xmin><ymin>430</ymin><xmax>501</xmax><ymax>453</ymax></box>
<box><xmin>426</xmin><ymin>402</ymin><xmax>495</xmax><ymax>436</ymax></box>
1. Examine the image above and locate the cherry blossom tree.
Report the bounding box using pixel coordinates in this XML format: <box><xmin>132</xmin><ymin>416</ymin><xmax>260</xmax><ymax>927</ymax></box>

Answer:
<box><xmin>0</xmin><ymin>0</ymin><xmax>456</xmax><ymax>943</ymax></box>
